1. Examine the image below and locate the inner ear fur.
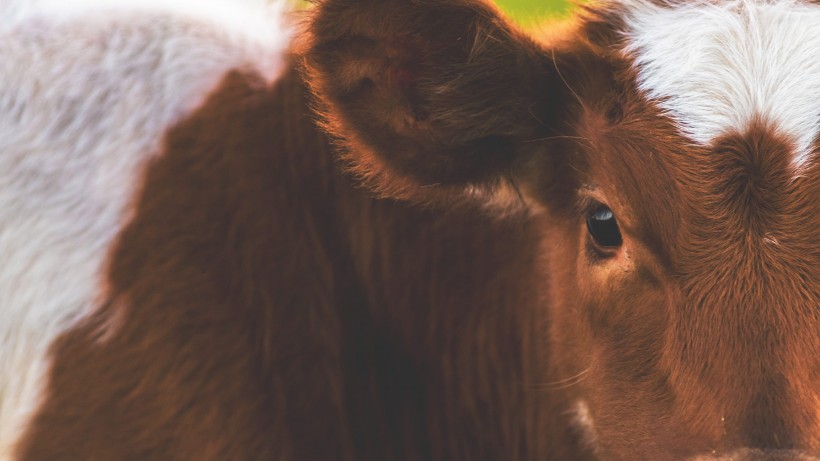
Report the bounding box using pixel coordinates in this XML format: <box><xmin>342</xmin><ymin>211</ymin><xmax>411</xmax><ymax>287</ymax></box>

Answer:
<box><xmin>303</xmin><ymin>0</ymin><xmax>571</xmax><ymax>202</ymax></box>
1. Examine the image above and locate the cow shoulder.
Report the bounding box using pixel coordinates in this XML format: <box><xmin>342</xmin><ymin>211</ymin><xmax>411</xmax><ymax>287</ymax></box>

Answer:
<box><xmin>0</xmin><ymin>2</ymin><xmax>290</xmax><ymax>459</ymax></box>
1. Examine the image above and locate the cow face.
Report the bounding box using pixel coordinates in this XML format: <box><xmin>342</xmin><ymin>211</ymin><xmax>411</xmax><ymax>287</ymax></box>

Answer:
<box><xmin>304</xmin><ymin>0</ymin><xmax>820</xmax><ymax>459</ymax></box>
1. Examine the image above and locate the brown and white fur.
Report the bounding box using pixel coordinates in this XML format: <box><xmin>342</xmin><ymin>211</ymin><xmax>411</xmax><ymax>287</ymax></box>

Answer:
<box><xmin>1</xmin><ymin>0</ymin><xmax>818</xmax><ymax>460</ymax></box>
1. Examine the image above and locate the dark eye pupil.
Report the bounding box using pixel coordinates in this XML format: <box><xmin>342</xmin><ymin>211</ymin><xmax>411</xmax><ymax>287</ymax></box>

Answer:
<box><xmin>587</xmin><ymin>205</ymin><xmax>623</xmax><ymax>248</ymax></box>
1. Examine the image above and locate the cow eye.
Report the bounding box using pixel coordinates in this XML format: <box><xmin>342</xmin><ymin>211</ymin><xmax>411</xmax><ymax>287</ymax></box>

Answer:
<box><xmin>587</xmin><ymin>205</ymin><xmax>622</xmax><ymax>248</ymax></box>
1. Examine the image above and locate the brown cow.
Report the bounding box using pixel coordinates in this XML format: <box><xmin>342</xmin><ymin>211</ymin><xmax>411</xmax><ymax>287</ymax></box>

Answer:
<box><xmin>303</xmin><ymin>0</ymin><xmax>820</xmax><ymax>458</ymax></box>
<box><xmin>2</xmin><ymin>0</ymin><xmax>818</xmax><ymax>460</ymax></box>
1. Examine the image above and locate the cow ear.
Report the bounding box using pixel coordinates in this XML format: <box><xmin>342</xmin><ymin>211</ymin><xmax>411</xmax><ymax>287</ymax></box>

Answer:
<box><xmin>303</xmin><ymin>0</ymin><xmax>571</xmax><ymax>202</ymax></box>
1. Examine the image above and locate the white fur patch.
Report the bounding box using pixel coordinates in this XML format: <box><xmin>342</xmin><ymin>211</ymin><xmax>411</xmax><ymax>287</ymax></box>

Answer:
<box><xmin>622</xmin><ymin>0</ymin><xmax>820</xmax><ymax>168</ymax></box>
<box><xmin>0</xmin><ymin>1</ymin><xmax>290</xmax><ymax>459</ymax></box>
<box><xmin>570</xmin><ymin>400</ymin><xmax>599</xmax><ymax>452</ymax></box>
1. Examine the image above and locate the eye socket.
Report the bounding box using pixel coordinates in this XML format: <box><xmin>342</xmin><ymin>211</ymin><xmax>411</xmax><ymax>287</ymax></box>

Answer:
<box><xmin>586</xmin><ymin>205</ymin><xmax>623</xmax><ymax>248</ymax></box>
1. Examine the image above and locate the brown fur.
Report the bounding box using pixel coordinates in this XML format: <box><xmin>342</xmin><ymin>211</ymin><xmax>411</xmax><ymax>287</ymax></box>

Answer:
<box><xmin>17</xmin><ymin>64</ymin><xmax>587</xmax><ymax>460</ymax></box>
<box><xmin>18</xmin><ymin>0</ymin><xmax>820</xmax><ymax>460</ymax></box>
<box><xmin>303</xmin><ymin>0</ymin><xmax>820</xmax><ymax>459</ymax></box>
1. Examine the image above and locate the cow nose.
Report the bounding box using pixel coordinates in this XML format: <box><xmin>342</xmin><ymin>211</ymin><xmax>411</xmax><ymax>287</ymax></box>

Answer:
<box><xmin>693</xmin><ymin>449</ymin><xmax>820</xmax><ymax>460</ymax></box>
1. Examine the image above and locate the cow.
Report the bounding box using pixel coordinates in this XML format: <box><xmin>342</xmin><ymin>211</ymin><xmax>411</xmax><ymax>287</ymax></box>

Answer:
<box><xmin>0</xmin><ymin>0</ymin><xmax>818</xmax><ymax>459</ymax></box>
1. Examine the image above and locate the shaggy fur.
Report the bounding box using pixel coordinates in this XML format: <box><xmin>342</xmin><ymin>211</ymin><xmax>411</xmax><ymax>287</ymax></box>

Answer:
<box><xmin>2</xmin><ymin>0</ymin><xmax>818</xmax><ymax>460</ymax></box>
<box><xmin>0</xmin><ymin>0</ymin><xmax>287</xmax><ymax>459</ymax></box>
<box><xmin>304</xmin><ymin>0</ymin><xmax>819</xmax><ymax>459</ymax></box>
<box><xmin>622</xmin><ymin>0</ymin><xmax>820</xmax><ymax>170</ymax></box>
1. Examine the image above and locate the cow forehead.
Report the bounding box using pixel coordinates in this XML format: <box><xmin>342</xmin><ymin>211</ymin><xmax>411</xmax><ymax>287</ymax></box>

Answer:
<box><xmin>621</xmin><ymin>0</ymin><xmax>820</xmax><ymax>169</ymax></box>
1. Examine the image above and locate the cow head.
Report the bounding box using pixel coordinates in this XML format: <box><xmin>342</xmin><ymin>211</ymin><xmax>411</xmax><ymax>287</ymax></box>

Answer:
<box><xmin>303</xmin><ymin>0</ymin><xmax>820</xmax><ymax>459</ymax></box>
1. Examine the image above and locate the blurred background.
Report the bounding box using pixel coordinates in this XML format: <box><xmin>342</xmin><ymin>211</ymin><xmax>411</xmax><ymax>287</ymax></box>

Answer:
<box><xmin>294</xmin><ymin>1</ymin><xmax>575</xmax><ymax>26</ymax></box>
<box><xmin>495</xmin><ymin>0</ymin><xmax>573</xmax><ymax>23</ymax></box>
